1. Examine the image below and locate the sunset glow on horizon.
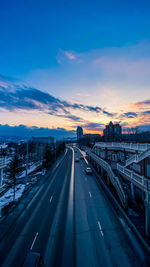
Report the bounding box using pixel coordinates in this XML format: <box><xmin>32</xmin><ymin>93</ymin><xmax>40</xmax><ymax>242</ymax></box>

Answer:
<box><xmin>0</xmin><ymin>1</ymin><xmax>150</xmax><ymax>138</ymax></box>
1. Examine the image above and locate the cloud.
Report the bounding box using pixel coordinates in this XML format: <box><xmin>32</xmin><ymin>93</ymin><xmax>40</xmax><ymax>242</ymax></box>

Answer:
<box><xmin>56</xmin><ymin>49</ymin><xmax>78</xmax><ymax>64</ymax></box>
<box><xmin>25</xmin><ymin>40</ymin><xmax>150</xmax><ymax>124</ymax></box>
<box><xmin>61</xmin><ymin>102</ymin><xmax>115</xmax><ymax>117</ymax></box>
<box><xmin>93</xmin><ymin>56</ymin><xmax>105</xmax><ymax>65</ymax></box>
<box><xmin>0</xmin><ymin>124</ymin><xmax>76</xmax><ymax>140</ymax></box>
<box><xmin>54</xmin><ymin>114</ymin><xmax>84</xmax><ymax>122</ymax></box>
<box><xmin>0</xmin><ymin>75</ymin><xmax>114</xmax><ymax>121</ymax></box>
<box><xmin>120</xmin><ymin>112</ymin><xmax>138</xmax><ymax>119</ymax></box>
<box><xmin>83</xmin><ymin>122</ymin><xmax>104</xmax><ymax>131</ymax></box>
<box><xmin>142</xmin><ymin>110</ymin><xmax>150</xmax><ymax>115</ymax></box>
<box><xmin>0</xmin><ymin>83</ymin><xmax>63</xmax><ymax>113</ymax></box>
<box><xmin>64</xmin><ymin>51</ymin><xmax>76</xmax><ymax>60</ymax></box>
<box><xmin>131</xmin><ymin>99</ymin><xmax>150</xmax><ymax>109</ymax></box>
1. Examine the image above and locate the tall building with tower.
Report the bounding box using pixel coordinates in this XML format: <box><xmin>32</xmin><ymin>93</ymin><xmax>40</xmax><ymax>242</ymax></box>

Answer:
<box><xmin>103</xmin><ymin>121</ymin><xmax>122</xmax><ymax>141</ymax></box>
<box><xmin>77</xmin><ymin>126</ymin><xmax>83</xmax><ymax>140</ymax></box>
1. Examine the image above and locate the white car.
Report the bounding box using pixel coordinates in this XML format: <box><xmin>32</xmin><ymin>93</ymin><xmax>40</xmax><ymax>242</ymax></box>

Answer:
<box><xmin>86</xmin><ymin>167</ymin><xmax>92</xmax><ymax>175</ymax></box>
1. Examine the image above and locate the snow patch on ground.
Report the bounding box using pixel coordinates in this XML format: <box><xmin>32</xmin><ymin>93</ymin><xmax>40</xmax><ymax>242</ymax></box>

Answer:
<box><xmin>0</xmin><ymin>184</ymin><xmax>25</xmax><ymax>211</ymax></box>
<box><xmin>18</xmin><ymin>162</ymin><xmax>41</xmax><ymax>179</ymax></box>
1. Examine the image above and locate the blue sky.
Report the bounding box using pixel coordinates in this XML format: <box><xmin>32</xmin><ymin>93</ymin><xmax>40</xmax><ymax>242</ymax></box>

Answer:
<box><xmin>1</xmin><ymin>0</ymin><xmax>150</xmax><ymax>77</ymax></box>
<box><xmin>0</xmin><ymin>0</ymin><xmax>150</xmax><ymax>137</ymax></box>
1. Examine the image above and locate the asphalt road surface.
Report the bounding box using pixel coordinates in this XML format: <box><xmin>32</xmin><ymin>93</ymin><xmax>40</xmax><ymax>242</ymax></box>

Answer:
<box><xmin>0</xmin><ymin>146</ymin><xmax>148</xmax><ymax>266</ymax></box>
<box><xmin>0</xmin><ymin>148</ymin><xmax>73</xmax><ymax>266</ymax></box>
<box><xmin>74</xmin><ymin>147</ymin><xmax>145</xmax><ymax>267</ymax></box>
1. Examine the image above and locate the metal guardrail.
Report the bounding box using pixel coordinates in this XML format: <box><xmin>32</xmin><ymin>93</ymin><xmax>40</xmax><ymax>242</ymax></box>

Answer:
<box><xmin>125</xmin><ymin>154</ymin><xmax>136</xmax><ymax>166</ymax></box>
<box><xmin>87</xmin><ymin>150</ymin><xmax>127</xmax><ymax>208</ymax></box>
<box><xmin>137</xmin><ymin>148</ymin><xmax>150</xmax><ymax>162</ymax></box>
<box><xmin>125</xmin><ymin>148</ymin><xmax>150</xmax><ymax>167</ymax></box>
<box><xmin>94</xmin><ymin>142</ymin><xmax>150</xmax><ymax>152</ymax></box>
<box><xmin>94</xmin><ymin>143</ymin><xmax>150</xmax><ymax>175</ymax></box>
<box><xmin>117</xmin><ymin>164</ymin><xmax>150</xmax><ymax>192</ymax></box>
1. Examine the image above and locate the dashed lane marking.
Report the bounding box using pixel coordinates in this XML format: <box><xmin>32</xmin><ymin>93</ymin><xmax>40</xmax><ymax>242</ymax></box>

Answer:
<box><xmin>30</xmin><ymin>232</ymin><xmax>38</xmax><ymax>250</ymax></box>
<box><xmin>89</xmin><ymin>191</ymin><xmax>92</xmax><ymax>198</ymax></box>
<box><xmin>98</xmin><ymin>221</ymin><xmax>104</xmax><ymax>236</ymax></box>
<box><xmin>50</xmin><ymin>196</ymin><xmax>53</xmax><ymax>203</ymax></box>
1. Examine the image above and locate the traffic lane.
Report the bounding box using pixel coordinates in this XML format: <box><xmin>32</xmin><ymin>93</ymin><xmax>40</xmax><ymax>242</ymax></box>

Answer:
<box><xmin>74</xmin><ymin>153</ymin><xmax>141</xmax><ymax>267</ymax></box>
<box><xmin>74</xmin><ymin>158</ymin><xmax>102</xmax><ymax>267</ymax></box>
<box><xmin>75</xmin><ymin>159</ymin><xmax>113</xmax><ymax>267</ymax></box>
<box><xmin>17</xmin><ymin>149</ymin><xmax>72</xmax><ymax>266</ymax></box>
<box><xmin>1</xmin><ymin>149</ymin><xmax>72</xmax><ymax>266</ymax></box>
<box><xmin>44</xmin><ymin>159</ymin><xmax>73</xmax><ymax>267</ymax></box>
<box><xmin>79</xmin><ymin>157</ymin><xmax>144</xmax><ymax>266</ymax></box>
<box><xmin>78</xmin><ymin>155</ymin><xmax>141</xmax><ymax>266</ymax></box>
<box><xmin>27</xmin><ymin>148</ymin><xmax>72</xmax><ymax>260</ymax></box>
<box><xmin>34</xmin><ymin>150</ymin><xmax>73</xmax><ymax>263</ymax></box>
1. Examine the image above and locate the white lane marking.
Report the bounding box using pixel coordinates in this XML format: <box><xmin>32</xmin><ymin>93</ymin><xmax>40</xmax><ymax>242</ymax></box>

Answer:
<box><xmin>50</xmin><ymin>196</ymin><xmax>53</xmax><ymax>203</ymax></box>
<box><xmin>84</xmin><ymin>158</ymin><xmax>88</xmax><ymax>165</ymax></box>
<box><xmin>89</xmin><ymin>191</ymin><xmax>92</xmax><ymax>198</ymax></box>
<box><xmin>98</xmin><ymin>221</ymin><xmax>104</xmax><ymax>236</ymax></box>
<box><xmin>64</xmin><ymin>149</ymin><xmax>67</xmax><ymax>156</ymax></box>
<box><xmin>30</xmin><ymin>232</ymin><xmax>38</xmax><ymax>250</ymax></box>
<box><xmin>75</xmin><ymin>146</ymin><xmax>88</xmax><ymax>165</ymax></box>
<box><xmin>71</xmin><ymin>148</ymin><xmax>74</xmax><ymax>180</ymax></box>
<box><xmin>70</xmin><ymin>147</ymin><xmax>75</xmax><ymax>194</ymax></box>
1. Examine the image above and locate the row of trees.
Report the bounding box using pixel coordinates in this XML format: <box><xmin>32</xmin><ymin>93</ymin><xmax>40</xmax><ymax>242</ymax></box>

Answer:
<box><xmin>42</xmin><ymin>142</ymin><xmax>66</xmax><ymax>168</ymax></box>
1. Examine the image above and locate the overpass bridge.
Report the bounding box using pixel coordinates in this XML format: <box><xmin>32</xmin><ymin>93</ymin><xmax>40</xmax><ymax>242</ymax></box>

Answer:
<box><xmin>88</xmin><ymin>142</ymin><xmax>150</xmax><ymax>237</ymax></box>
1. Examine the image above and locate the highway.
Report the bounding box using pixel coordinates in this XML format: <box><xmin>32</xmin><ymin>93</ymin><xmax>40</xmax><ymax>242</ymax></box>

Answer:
<box><xmin>0</xmin><ymin>146</ymin><xmax>148</xmax><ymax>266</ymax></box>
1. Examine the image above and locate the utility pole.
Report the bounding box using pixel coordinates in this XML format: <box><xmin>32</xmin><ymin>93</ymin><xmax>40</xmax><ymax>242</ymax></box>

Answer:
<box><xmin>54</xmin><ymin>140</ymin><xmax>56</xmax><ymax>161</ymax></box>
<box><xmin>26</xmin><ymin>137</ymin><xmax>29</xmax><ymax>186</ymax></box>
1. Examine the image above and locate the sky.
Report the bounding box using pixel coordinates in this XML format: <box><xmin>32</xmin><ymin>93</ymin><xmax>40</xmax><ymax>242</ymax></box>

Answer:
<box><xmin>0</xmin><ymin>0</ymin><xmax>150</xmax><ymax>138</ymax></box>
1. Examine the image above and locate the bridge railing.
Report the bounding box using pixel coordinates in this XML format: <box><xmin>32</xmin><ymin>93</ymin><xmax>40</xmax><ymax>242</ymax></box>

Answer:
<box><xmin>125</xmin><ymin>148</ymin><xmax>150</xmax><ymax>167</ymax></box>
<box><xmin>137</xmin><ymin>148</ymin><xmax>150</xmax><ymax>162</ymax></box>
<box><xmin>117</xmin><ymin>163</ymin><xmax>150</xmax><ymax>192</ymax></box>
<box><xmin>125</xmin><ymin>155</ymin><xmax>136</xmax><ymax>166</ymax></box>
<box><xmin>94</xmin><ymin>142</ymin><xmax>150</xmax><ymax>152</ymax></box>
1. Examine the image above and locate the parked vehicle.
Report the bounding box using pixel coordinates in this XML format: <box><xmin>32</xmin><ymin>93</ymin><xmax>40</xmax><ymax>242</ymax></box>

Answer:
<box><xmin>85</xmin><ymin>167</ymin><xmax>92</xmax><ymax>175</ymax></box>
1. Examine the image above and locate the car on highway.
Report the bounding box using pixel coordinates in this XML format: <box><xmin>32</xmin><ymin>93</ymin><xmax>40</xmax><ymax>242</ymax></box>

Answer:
<box><xmin>80</xmin><ymin>156</ymin><xmax>84</xmax><ymax>160</ymax></box>
<box><xmin>75</xmin><ymin>158</ymin><xmax>80</xmax><ymax>162</ymax></box>
<box><xmin>22</xmin><ymin>252</ymin><xmax>45</xmax><ymax>266</ymax></box>
<box><xmin>85</xmin><ymin>167</ymin><xmax>92</xmax><ymax>175</ymax></box>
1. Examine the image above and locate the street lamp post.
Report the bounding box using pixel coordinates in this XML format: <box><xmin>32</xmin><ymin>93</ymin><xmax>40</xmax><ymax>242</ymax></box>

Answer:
<box><xmin>54</xmin><ymin>140</ymin><xmax>56</xmax><ymax>161</ymax></box>
<box><xmin>26</xmin><ymin>137</ymin><xmax>29</xmax><ymax>187</ymax></box>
